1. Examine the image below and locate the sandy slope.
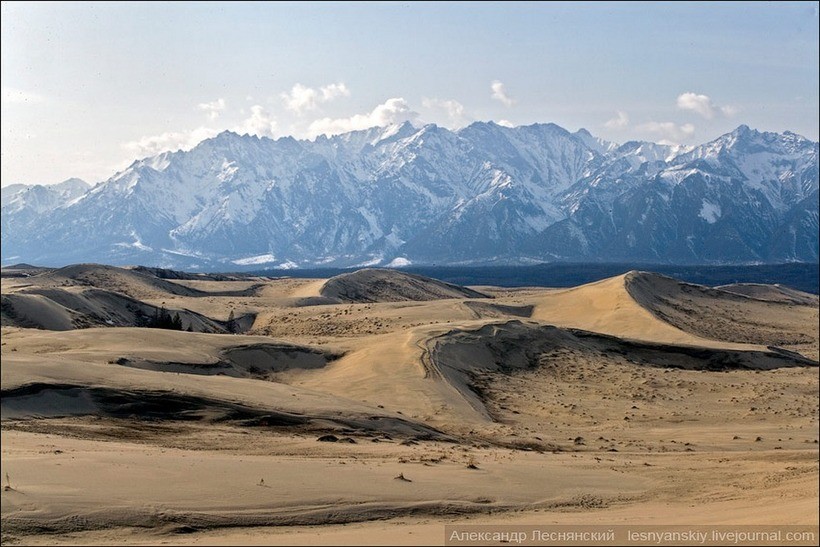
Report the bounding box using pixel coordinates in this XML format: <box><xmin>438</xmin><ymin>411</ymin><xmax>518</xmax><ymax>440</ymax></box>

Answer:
<box><xmin>530</xmin><ymin>271</ymin><xmax>819</xmax><ymax>358</ymax></box>
<box><xmin>319</xmin><ymin>269</ymin><xmax>488</xmax><ymax>303</ymax></box>
<box><xmin>2</xmin><ymin>287</ymin><xmax>227</xmax><ymax>332</ymax></box>
<box><xmin>32</xmin><ymin>264</ymin><xmax>208</xmax><ymax>299</ymax></box>
<box><xmin>716</xmin><ymin>282</ymin><xmax>820</xmax><ymax>306</ymax></box>
<box><xmin>626</xmin><ymin>272</ymin><xmax>820</xmax><ymax>360</ymax></box>
<box><xmin>1</xmin><ymin>266</ymin><xmax>817</xmax><ymax>544</ymax></box>
<box><xmin>530</xmin><ymin>273</ymin><xmax>733</xmax><ymax>347</ymax></box>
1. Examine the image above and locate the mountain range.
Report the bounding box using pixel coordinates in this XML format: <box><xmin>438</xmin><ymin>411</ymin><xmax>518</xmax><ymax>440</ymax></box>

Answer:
<box><xmin>2</xmin><ymin>122</ymin><xmax>817</xmax><ymax>269</ymax></box>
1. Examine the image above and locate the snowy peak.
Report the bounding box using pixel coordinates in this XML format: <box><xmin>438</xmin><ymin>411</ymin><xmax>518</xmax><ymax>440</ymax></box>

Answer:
<box><xmin>316</xmin><ymin>121</ymin><xmax>419</xmax><ymax>155</ymax></box>
<box><xmin>684</xmin><ymin>125</ymin><xmax>816</xmax><ymax>161</ymax></box>
<box><xmin>2</xmin><ymin>124</ymin><xmax>817</xmax><ymax>268</ymax></box>
<box><xmin>1</xmin><ymin>178</ymin><xmax>90</xmax><ymax>213</ymax></box>
<box><xmin>0</xmin><ymin>184</ymin><xmax>30</xmax><ymax>203</ymax></box>
<box><xmin>574</xmin><ymin>128</ymin><xmax>618</xmax><ymax>155</ymax></box>
<box><xmin>669</xmin><ymin>126</ymin><xmax>818</xmax><ymax>207</ymax></box>
<box><xmin>52</xmin><ymin>178</ymin><xmax>91</xmax><ymax>195</ymax></box>
<box><xmin>615</xmin><ymin>141</ymin><xmax>681</xmax><ymax>163</ymax></box>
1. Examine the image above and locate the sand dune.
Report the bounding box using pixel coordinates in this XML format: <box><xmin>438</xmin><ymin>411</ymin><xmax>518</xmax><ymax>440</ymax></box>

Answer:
<box><xmin>319</xmin><ymin>269</ymin><xmax>488</xmax><ymax>303</ymax></box>
<box><xmin>2</xmin><ymin>263</ymin><xmax>46</xmax><ymax>270</ymax></box>
<box><xmin>424</xmin><ymin>320</ymin><xmax>816</xmax><ymax>426</ymax></box>
<box><xmin>0</xmin><ymin>334</ymin><xmax>447</xmax><ymax>442</ymax></box>
<box><xmin>0</xmin><ymin>263</ymin><xmax>53</xmax><ymax>278</ymax></box>
<box><xmin>2</xmin><ymin>266</ymin><xmax>817</xmax><ymax>543</ymax></box>
<box><xmin>128</xmin><ymin>265</ymin><xmax>262</xmax><ymax>282</ymax></box>
<box><xmin>290</xmin><ymin>325</ymin><xmax>490</xmax><ymax>431</ymax></box>
<box><xmin>1</xmin><ymin>293</ymin><xmax>86</xmax><ymax>330</ymax></box>
<box><xmin>461</xmin><ymin>300</ymin><xmax>533</xmax><ymax>319</ymax></box>
<box><xmin>531</xmin><ymin>271</ymin><xmax>818</xmax><ymax>359</ymax></box>
<box><xmin>19</xmin><ymin>263</ymin><xmax>265</xmax><ymax>300</ymax></box>
<box><xmin>531</xmin><ymin>272</ymin><xmax>723</xmax><ymax>347</ymax></box>
<box><xmin>625</xmin><ymin>271</ymin><xmax>819</xmax><ymax>358</ymax></box>
<box><xmin>1</xmin><ymin>286</ymin><xmax>231</xmax><ymax>333</ymax></box>
<box><xmin>31</xmin><ymin>263</ymin><xmax>207</xmax><ymax>299</ymax></box>
<box><xmin>716</xmin><ymin>282</ymin><xmax>820</xmax><ymax>306</ymax></box>
<box><xmin>0</xmin><ymin>382</ymin><xmax>445</xmax><ymax>441</ymax></box>
<box><xmin>117</xmin><ymin>342</ymin><xmax>342</xmax><ymax>379</ymax></box>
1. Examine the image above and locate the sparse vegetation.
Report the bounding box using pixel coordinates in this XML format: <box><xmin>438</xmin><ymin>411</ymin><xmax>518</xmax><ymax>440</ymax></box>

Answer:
<box><xmin>1</xmin><ymin>262</ymin><xmax>816</xmax><ymax>540</ymax></box>
<box><xmin>226</xmin><ymin>309</ymin><xmax>237</xmax><ymax>334</ymax></box>
<box><xmin>145</xmin><ymin>305</ymin><xmax>183</xmax><ymax>331</ymax></box>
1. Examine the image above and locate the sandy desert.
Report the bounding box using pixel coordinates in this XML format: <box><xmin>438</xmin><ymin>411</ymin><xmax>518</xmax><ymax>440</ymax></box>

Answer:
<box><xmin>1</xmin><ymin>264</ymin><xmax>818</xmax><ymax>545</ymax></box>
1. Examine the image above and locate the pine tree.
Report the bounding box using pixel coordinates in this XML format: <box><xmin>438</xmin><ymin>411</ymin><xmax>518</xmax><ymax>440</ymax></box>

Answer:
<box><xmin>147</xmin><ymin>305</ymin><xmax>183</xmax><ymax>330</ymax></box>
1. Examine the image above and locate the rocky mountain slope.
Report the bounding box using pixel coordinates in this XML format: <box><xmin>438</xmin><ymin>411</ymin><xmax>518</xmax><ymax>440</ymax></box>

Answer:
<box><xmin>2</xmin><ymin>123</ymin><xmax>816</xmax><ymax>268</ymax></box>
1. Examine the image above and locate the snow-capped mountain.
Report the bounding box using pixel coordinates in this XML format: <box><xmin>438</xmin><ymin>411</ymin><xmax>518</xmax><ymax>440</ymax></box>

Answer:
<box><xmin>2</xmin><ymin>178</ymin><xmax>90</xmax><ymax>213</ymax></box>
<box><xmin>2</xmin><ymin>178</ymin><xmax>91</xmax><ymax>246</ymax></box>
<box><xmin>2</xmin><ymin>124</ymin><xmax>817</xmax><ymax>268</ymax></box>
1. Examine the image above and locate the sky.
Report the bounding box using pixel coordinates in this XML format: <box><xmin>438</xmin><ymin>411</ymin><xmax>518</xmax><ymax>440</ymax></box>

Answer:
<box><xmin>1</xmin><ymin>1</ymin><xmax>818</xmax><ymax>187</ymax></box>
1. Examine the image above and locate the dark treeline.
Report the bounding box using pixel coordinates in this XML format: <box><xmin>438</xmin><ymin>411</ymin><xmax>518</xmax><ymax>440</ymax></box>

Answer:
<box><xmin>247</xmin><ymin>263</ymin><xmax>820</xmax><ymax>294</ymax></box>
<box><xmin>142</xmin><ymin>306</ymin><xmax>184</xmax><ymax>331</ymax></box>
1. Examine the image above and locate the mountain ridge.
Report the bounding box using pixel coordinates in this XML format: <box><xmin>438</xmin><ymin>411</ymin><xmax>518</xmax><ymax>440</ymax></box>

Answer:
<box><xmin>2</xmin><ymin>123</ymin><xmax>817</xmax><ymax>268</ymax></box>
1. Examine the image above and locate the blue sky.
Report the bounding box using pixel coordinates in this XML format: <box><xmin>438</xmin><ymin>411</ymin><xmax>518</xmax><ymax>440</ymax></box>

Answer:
<box><xmin>2</xmin><ymin>1</ymin><xmax>818</xmax><ymax>186</ymax></box>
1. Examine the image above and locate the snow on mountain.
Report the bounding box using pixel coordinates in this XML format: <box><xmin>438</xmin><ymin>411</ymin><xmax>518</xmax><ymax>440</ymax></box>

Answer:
<box><xmin>533</xmin><ymin>126</ymin><xmax>818</xmax><ymax>263</ymax></box>
<box><xmin>573</xmin><ymin>128</ymin><xmax>619</xmax><ymax>155</ymax></box>
<box><xmin>2</xmin><ymin>178</ymin><xmax>90</xmax><ymax>212</ymax></box>
<box><xmin>2</xmin><ymin>124</ymin><xmax>817</xmax><ymax>268</ymax></box>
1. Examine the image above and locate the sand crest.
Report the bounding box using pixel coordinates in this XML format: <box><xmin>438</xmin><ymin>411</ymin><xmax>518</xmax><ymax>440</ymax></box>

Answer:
<box><xmin>2</xmin><ymin>266</ymin><xmax>817</xmax><ymax>544</ymax></box>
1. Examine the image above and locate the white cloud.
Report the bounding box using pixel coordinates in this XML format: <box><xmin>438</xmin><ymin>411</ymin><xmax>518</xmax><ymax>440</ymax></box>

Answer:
<box><xmin>122</xmin><ymin>103</ymin><xmax>278</xmax><ymax>158</ymax></box>
<box><xmin>719</xmin><ymin>104</ymin><xmax>739</xmax><ymax>117</ymax></box>
<box><xmin>421</xmin><ymin>97</ymin><xmax>470</xmax><ymax>128</ymax></box>
<box><xmin>236</xmin><ymin>105</ymin><xmax>278</xmax><ymax>138</ymax></box>
<box><xmin>676</xmin><ymin>92</ymin><xmax>737</xmax><ymax>119</ymax></box>
<box><xmin>2</xmin><ymin>86</ymin><xmax>45</xmax><ymax>105</ymax></box>
<box><xmin>638</xmin><ymin>121</ymin><xmax>696</xmax><ymax>143</ymax></box>
<box><xmin>282</xmin><ymin>84</ymin><xmax>318</xmax><ymax>114</ymax></box>
<box><xmin>497</xmin><ymin>119</ymin><xmax>515</xmax><ymax>128</ymax></box>
<box><xmin>320</xmin><ymin>82</ymin><xmax>350</xmax><ymax>102</ymax></box>
<box><xmin>490</xmin><ymin>80</ymin><xmax>515</xmax><ymax>107</ymax></box>
<box><xmin>281</xmin><ymin>82</ymin><xmax>350</xmax><ymax>114</ymax></box>
<box><xmin>197</xmin><ymin>98</ymin><xmax>225</xmax><ymax>120</ymax></box>
<box><xmin>123</xmin><ymin>126</ymin><xmax>219</xmax><ymax>157</ymax></box>
<box><xmin>307</xmin><ymin>97</ymin><xmax>420</xmax><ymax>138</ymax></box>
<box><xmin>604</xmin><ymin>111</ymin><xmax>630</xmax><ymax>129</ymax></box>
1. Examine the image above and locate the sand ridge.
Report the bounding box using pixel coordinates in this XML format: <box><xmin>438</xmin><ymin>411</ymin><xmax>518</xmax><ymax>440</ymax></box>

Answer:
<box><xmin>626</xmin><ymin>271</ymin><xmax>820</xmax><ymax>359</ymax></box>
<box><xmin>1</xmin><ymin>265</ymin><xmax>818</xmax><ymax>543</ymax></box>
<box><xmin>531</xmin><ymin>272</ymin><xmax>728</xmax><ymax>347</ymax></box>
<box><xmin>716</xmin><ymin>282</ymin><xmax>820</xmax><ymax>305</ymax></box>
<box><xmin>319</xmin><ymin>268</ymin><xmax>489</xmax><ymax>303</ymax></box>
